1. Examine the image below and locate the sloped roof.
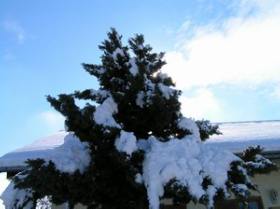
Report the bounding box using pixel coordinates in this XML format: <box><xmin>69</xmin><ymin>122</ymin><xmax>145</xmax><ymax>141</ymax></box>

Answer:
<box><xmin>0</xmin><ymin>131</ymin><xmax>67</xmax><ymax>172</ymax></box>
<box><xmin>205</xmin><ymin>120</ymin><xmax>280</xmax><ymax>153</ymax></box>
<box><xmin>1</xmin><ymin>121</ymin><xmax>280</xmax><ymax>172</ymax></box>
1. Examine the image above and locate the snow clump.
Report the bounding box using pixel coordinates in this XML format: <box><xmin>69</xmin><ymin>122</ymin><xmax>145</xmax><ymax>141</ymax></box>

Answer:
<box><xmin>94</xmin><ymin>97</ymin><xmax>120</xmax><ymax>128</ymax></box>
<box><xmin>48</xmin><ymin>133</ymin><xmax>91</xmax><ymax>173</ymax></box>
<box><xmin>1</xmin><ymin>176</ymin><xmax>33</xmax><ymax>209</ymax></box>
<box><xmin>141</xmin><ymin>136</ymin><xmax>239</xmax><ymax>209</ymax></box>
<box><xmin>128</xmin><ymin>58</ymin><xmax>138</xmax><ymax>76</ymax></box>
<box><xmin>115</xmin><ymin>131</ymin><xmax>137</xmax><ymax>156</ymax></box>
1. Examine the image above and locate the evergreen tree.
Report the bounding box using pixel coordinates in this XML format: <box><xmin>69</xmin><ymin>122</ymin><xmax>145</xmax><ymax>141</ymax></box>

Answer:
<box><xmin>3</xmin><ymin>29</ymin><xmax>277</xmax><ymax>209</ymax></box>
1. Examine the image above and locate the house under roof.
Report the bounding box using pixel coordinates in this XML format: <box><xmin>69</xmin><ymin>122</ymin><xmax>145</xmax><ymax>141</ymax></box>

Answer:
<box><xmin>1</xmin><ymin>120</ymin><xmax>280</xmax><ymax>173</ymax></box>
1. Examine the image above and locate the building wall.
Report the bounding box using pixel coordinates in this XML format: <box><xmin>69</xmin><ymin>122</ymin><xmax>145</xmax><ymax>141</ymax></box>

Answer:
<box><xmin>253</xmin><ymin>160</ymin><xmax>280</xmax><ymax>209</ymax></box>
<box><xmin>186</xmin><ymin>159</ymin><xmax>280</xmax><ymax>209</ymax></box>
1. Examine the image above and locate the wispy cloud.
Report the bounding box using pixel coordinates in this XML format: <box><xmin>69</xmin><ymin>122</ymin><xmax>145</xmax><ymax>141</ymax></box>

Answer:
<box><xmin>2</xmin><ymin>51</ymin><xmax>15</xmax><ymax>61</ymax></box>
<box><xmin>3</xmin><ymin>20</ymin><xmax>26</xmax><ymax>44</ymax></box>
<box><xmin>180</xmin><ymin>88</ymin><xmax>223</xmax><ymax>120</ymax></box>
<box><xmin>270</xmin><ymin>84</ymin><xmax>280</xmax><ymax>100</ymax></box>
<box><xmin>36</xmin><ymin>111</ymin><xmax>65</xmax><ymax>133</ymax></box>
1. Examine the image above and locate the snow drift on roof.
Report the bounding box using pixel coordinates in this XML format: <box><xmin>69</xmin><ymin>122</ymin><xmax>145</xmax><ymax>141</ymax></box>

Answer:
<box><xmin>0</xmin><ymin>121</ymin><xmax>280</xmax><ymax>171</ymax></box>
<box><xmin>0</xmin><ymin>132</ymin><xmax>91</xmax><ymax>173</ymax></box>
<box><xmin>206</xmin><ymin>121</ymin><xmax>280</xmax><ymax>153</ymax></box>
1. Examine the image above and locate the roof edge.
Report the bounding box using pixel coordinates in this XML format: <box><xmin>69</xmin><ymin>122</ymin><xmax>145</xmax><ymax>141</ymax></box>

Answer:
<box><xmin>0</xmin><ymin>166</ymin><xmax>26</xmax><ymax>173</ymax></box>
<box><xmin>0</xmin><ymin>151</ymin><xmax>280</xmax><ymax>174</ymax></box>
<box><xmin>261</xmin><ymin>150</ymin><xmax>280</xmax><ymax>160</ymax></box>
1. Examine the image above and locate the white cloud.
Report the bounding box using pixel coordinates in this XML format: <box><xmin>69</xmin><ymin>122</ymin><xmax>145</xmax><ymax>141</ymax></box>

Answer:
<box><xmin>162</xmin><ymin>1</ymin><xmax>280</xmax><ymax>120</ymax></box>
<box><xmin>38</xmin><ymin>111</ymin><xmax>65</xmax><ymax>131</ymax></box>
<box><xmin>2</xmin><ymin>52</ymin><xmax>15</xmax><ymax>61</ymax></box>
<box><xmin>3</xmin><ymin>20</ymin><xmax>25</xmax><ymax>44</ymax></box>
<box><xmin>180</xmin><ymin>88</ymin><xmax>223</xmax><ymax>120</ymax></box>
<box><xmin>163</xmin><ymin>1</ymin><xmax>280</xmax><ymax>90</ymax></box>
<box><xmin>270</xmin><ymin>85</ymin><xmax>280</xmax><ymax>99</ymax></box>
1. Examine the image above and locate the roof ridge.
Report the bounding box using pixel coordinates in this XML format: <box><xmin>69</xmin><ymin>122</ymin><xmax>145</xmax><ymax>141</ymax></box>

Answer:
<box><xmin>214</xmin><ymin>119</ymin><xmax>280</xmax><ymax>124</ymax></box>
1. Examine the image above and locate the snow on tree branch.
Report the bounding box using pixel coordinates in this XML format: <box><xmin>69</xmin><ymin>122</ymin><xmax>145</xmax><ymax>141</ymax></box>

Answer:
<box><xmin>141</xmin><ymin>124</ymin><xmax>239</xmax><ymax>209</ymax></box>
<box><xmin>93</xmin><ymin>97</ymin><xmax>120</xmax><ymax>128</ymax></box>
<box><xmin>115</xmin><ymin>131</ymin><xmax>137</xmax><ymax>156</ymax></box>
<box><xmin>1</xmin><ymin>28</ymin><xmax>277</xmax><ymax>209</ymax></box>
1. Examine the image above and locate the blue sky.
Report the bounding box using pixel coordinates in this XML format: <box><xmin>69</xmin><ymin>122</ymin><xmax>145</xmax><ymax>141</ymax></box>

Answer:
<box><xmin>1</xmin><ymin>0</ymin><xmax>280</xmax><ymax>156</ymax></box>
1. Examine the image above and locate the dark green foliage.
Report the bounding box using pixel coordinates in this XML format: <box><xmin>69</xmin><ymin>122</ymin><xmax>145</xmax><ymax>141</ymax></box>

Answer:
<box><xmin>241</xmin><ymin>146</ymin><xmax>278</xmax><ymax>175</ymax></box>
<box><xmin>11</xmin><ymin>28</ymin><xmax>276</xmax><ymax>209</ymax></box>
<box><xmin>226</xmin><ymin>146</ymin><xmax>277</xmax><ymax>201</ymax></box>
<box><xmin>164</xmin><ymin>179</ymin><xmax>192</xmax><ymax>205</ymax></box>
<box><xmin>196</xmin><ymin>120</ymin><xmax>221</xmax><ymax>141</ymax></box>
<box><xmin>13</xmin><ymin>28</ymin><xmax>182</xmax><ymax>209</ymax></box>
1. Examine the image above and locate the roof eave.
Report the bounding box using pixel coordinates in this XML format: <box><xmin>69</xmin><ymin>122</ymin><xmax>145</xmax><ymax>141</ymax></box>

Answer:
<box><xmin>0</xmin><ymin>165</ymin><xmax>26</xmax><ymax>173</ymax></box>
<box><xmin>234</xmin><ymin>150</ymin><xmax>280</xmax><ymax>160</ymax></box>
<box><xmin>1</xmin><ymin>151</ymin><xmax>280</xmax><ymax>174</ymax></box>
<box><xmin>262</xmin><ymin>151</ymin><xmax>280</xmax><ymax>160</ymax></box>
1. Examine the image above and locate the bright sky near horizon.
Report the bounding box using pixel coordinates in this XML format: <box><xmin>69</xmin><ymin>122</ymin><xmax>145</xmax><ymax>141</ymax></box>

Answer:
<box><xmin>0</xmin><ymin>173</ymin><xmax>9</xmax><ymax>209</ymax></box>
<box><xmin>1</xmin><ymin>0</ymin><xmax>280</xmax><ymax>157</ymax></box>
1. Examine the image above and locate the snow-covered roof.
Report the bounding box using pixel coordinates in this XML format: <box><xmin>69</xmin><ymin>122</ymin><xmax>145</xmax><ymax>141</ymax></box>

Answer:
<box><xmin>0</xmin><ymin>132</ymin><xmax>68</xmax><ymax>172</ymax></box>
<box><xmin>206</xmin><ymin>120</ymin><xmax>280</xmax><ymax>153</ymax></box>
<box><xmin>1</xmin><ymin>121</ymin><xmax>280</xmax><ymax>172</ymax></box>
